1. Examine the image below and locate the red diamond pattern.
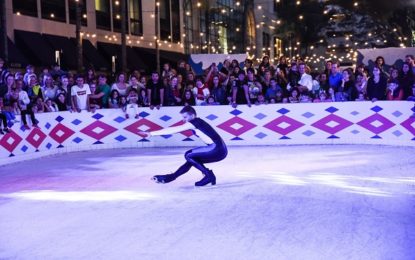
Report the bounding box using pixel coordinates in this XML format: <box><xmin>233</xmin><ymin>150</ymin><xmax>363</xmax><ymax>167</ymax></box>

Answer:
<box><xmin>124</xmin><ymin>118</ymin><xmax>163</xmax><ymax>137</ymax></box>
<box><xmin>49</xmin><ymin>123</ymin><xmax>75</xmax><ymax>144</ymax></box>
<box><xmin>264</xmin><ymin>115</ymin><xmax>305</xmax><ymax>136</ymax></box>
<box><xmin>80</xmin><ymin>121</ymin><xmax>117</xmax><ymax>140</ymax></box>
<box><xmin>312</xmin><ymin>114</ymin><xmax>353</xmax><ymax>135</ymax></box>
<box><xmin>217</xmin><ymin>117</ymin><xmax>256</xmax><ymax>137</ymax></box>
<box><xmin>26</xmin><ymin>127</ymin><xmax>47</xmax><ymax>149</ymax></box>
<box><xmin>400</xmin><ymin>117</ymin><xmax>415</xmax><ymax>136</ymax></box>
<box><xmin>0</xmin><ymin>130</ymin><xmax>23</xmax><ymax>153</ymax></box>
<box><xmin>357</xmin><ymin>114</ymin><xmax>395</xmax><ymax>135</ymax></box>
<box><xmin>170</xmin><ymin>121</ymin><xmax>194</xmax><ymax>137</ymax></box>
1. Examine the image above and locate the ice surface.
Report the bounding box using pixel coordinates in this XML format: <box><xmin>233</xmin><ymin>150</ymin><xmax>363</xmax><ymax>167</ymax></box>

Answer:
<box><xmin>0</xmin><ymin>145</ymin><xmax>414</xmax><ymax>260</ymax></box>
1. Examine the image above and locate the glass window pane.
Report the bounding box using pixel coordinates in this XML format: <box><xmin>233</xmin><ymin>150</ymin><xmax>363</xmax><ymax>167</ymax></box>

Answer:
<box><xmin>13</xmin><ymin>0</ymin><xmax>38</xmax><ymax>17</ymax></box>
<box><xmin>41</xmin><ymin>0</ymin><xmax>66</xmax><ymax>23</ymax></box>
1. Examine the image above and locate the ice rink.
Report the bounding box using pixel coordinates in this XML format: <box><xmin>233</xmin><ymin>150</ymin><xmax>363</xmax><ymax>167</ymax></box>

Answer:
<box><xmin>0</xmin><ymin>145</ymin><xmax>414</xmax><ymax>260</ymax></box>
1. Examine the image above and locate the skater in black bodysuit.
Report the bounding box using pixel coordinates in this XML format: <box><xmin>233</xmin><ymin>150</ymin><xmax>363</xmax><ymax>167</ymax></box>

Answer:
<box><xmin>140</xmin><ymin>105</ymin><xmax>228</xmax><ymax>186</ymax></box>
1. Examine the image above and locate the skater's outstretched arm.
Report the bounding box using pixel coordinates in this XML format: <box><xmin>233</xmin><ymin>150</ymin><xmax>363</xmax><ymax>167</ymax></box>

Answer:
<box><xmin>139</xmin><ymin>122</ymin><xmax>195</xmax><ymax>138</ymax></box>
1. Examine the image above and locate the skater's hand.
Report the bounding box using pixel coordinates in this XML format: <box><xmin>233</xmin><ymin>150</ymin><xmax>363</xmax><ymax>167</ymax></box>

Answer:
<box><xmin>139</xmin><ymin>131</ymin><xmax>151</xmax><ymax>138</ymax></box>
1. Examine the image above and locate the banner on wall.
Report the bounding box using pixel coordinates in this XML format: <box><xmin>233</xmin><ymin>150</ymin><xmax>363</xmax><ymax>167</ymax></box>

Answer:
<box><xmin>0</xmin><ymin>101</ymin><xmax>414</xmax><ymax>165</ymax></box>
<box><xmin>357</xmin><ymin>47</ymin><xmax>415</xmax><ymax>71</ymax></box>
<box><xmin>189</xmin><ymin>53</ymin><xmax>247</xmax><ymax>75</ymax></box>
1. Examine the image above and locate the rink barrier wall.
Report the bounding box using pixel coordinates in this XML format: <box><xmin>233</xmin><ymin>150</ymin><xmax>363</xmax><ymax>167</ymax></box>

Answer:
<box><xmin>0</xmin><ymin>101</ymin><xmax>414</xmax><ymax>165</ymax></box>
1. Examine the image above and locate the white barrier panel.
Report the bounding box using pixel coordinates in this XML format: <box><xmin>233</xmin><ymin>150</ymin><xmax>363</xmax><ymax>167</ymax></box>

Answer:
<box><xmin>0</xmin><ymin>101</ymin><xmax>414</xmax><ymax>165</ymax></box>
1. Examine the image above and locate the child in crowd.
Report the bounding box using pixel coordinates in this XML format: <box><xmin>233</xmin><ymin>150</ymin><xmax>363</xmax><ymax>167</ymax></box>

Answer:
<box><xmin>108</xmin><ymin>90</ymin><xmax>120</xmax><ymax>108</ymax></box>
<box><xmin>125</xmin><ymin>90</ymin><xmax>139</xmax><ymax>119</ymax></box>
<box><xmin>44</xmin><ymin>98</ymin><xmax>58</xmax><ymax>113</ymax></box>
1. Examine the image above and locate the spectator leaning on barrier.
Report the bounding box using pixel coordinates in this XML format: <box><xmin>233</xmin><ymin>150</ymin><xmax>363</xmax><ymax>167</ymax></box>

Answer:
<box><xmin>367</xmin><ymin>66</ymin><xmax>387</xmax><ymax>101</ymax></box>
<box><xmin>387</xmin><ymin>67</ymin><xmax>403</xmax><ymax>101</ymax></box>
<box><xmin>71</xmin><ymin>75</ymin><xmax>91</xmax><ymax>113</ymax></box>
<box><xmin>297</xmin><ymin>62</ymin><xmax>313</xmax><ymax>94</ymax></box>
<box><xmin>94</xmin><ymin>74</ymin><xmax>111</xmax><ymax>109</ymax></box>
<box><xmin>192</xmin><ymin>77</ymin><xmax>210</xmax><ymax>106</ymax></box>
<box><xmin>232</xmin><ymin>71</ymin><xmax>251</xmax><ymax>107</ymax></box>
<box><xmin>147</xmin><ymin>71</ymin><xmax>164</xmax><ymax>110</ymax></box>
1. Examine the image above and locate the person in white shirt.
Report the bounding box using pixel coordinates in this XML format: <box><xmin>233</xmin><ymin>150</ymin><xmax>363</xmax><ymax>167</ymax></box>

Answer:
<box><xmin>71</xmin><ymin>75</ymin><xmax>91</xmax><ymax>113</ymax></box>
<box><xmin>297</xmin><ymin>63</ymin><xmax>313</xmax><ymax>93</ymax></box>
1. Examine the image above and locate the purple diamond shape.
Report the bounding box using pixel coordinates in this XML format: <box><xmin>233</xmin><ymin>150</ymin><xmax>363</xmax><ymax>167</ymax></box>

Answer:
<box><xmin>312</xmin><ymin>114</ymin><xmax>353</xmax><ymax>135</ymax></box>
<box><xmin>357</xmin><ymin>114</ymin><xmax>395</xmax><ymax>135</ymax></box>
<box><xmin>303</xmin><ymin>130</ymin><xmax>315</xmax><ymax>136</ymax></box>
<box><xmin>277</xmin><ymin>108</ymin><xmax>290</xmax><ymax>115</ymax></box>
<box><xmin>71</xmin><ymin>119</ymin><xmax>82</xmax><ymax>125</ymax></box>
<box><xmin>46</xmin><ymin>143</ymin><xmax>52</xmax><ymax>149</ymax></box>
<box><xmin>351</xmin><ymin>130</ymin><xmax>360</xmax><ymax>135</ymax></box>
<box><xmin>264</xmin><ymin>116</ymin><xmax>305</xmax><ymax>136</ymax></box>
<box><xmin>255</xmin><ymin>132</ymin><xmax>267</xmax><ymax>139</ymax></box>
<box><xmin>217</xmin><ymin>117</ymin><xmax>256</xmax><ymax>136</ymax></box>
<box><xmin>206</xmin><ymin>114</ymin><xmax>218</xmax><ymax>121</ymax></box>
<box><xmin>92</xmin><ymin>113</ymin><xmax>104</xmax><ymax>120</ymax></box>
<box><xmin>392</xmin><ymin>130</ymin><xmax>403</xmax><ymax>137</ymax></box>
<box><xmin>160</xmin><ymin>115</ymin><xmax>172</xmax><ymax>122</ymax></box>
<box><xmin>371</xmin><ymin>106</ymin><xmax>383</xmax><ymax>113</ymax></box>
<box><xmin>400</xmin><ymin>117</ymin><xmax>415</xmax><ymax>136</ymax></box>
<box><xmin>45</xmin><ymin>123</ymin><xmax>51</xmax><ymax>129</ymax></box>
<box><xmin>230</xmin><ymin>109</ymin><xmax>243</xmax><ymax>116</ymax></box>
<box><xmin>114</xmin><ymin>116</ymin><xmax>126</xmax><ymax>123</ymax></box>
<box><xmin>80</xmin><ymin>121</ymin><xmax>117</xmax><ymax>141</ymax></box>
<box><xmin>325</xmin><ymin>106</ymin><xmax>339</xmax><ymax>113</ymax></box>
<box><xmin>139</xmin><ymin>111</ymin><xmax>150</xmax><ymax>118</ymax></box>
<box><xmin>21</xmin><ymin>145</ymin><xmax>28</xmax><ymax>152</ymax></box>
<box><xmin>351</xmin><ymin>111</ymin><xmax>359</xmax><ymax>116</ymax></box>
<box><xmin>55</xmin><ymin>116</ymin><xmax>64</xmax><ymax>122</ymax></box>
<box><xmin>73</xmin><ymin>137</ymin><xmax>83</xmax><ymax>143</ymax></box>
<box><xmin>115</xmin><ymin>135</ymin><xmax>127</xmax><ymax>142</ymax></box>
<box><xmin>254</xmin><ymin>113</ymin><xmax>267</xmax><ymax>120</ymax></box>
<box><xmin>412</xmin><ymin>105</ymin><xmax>415</xmax><ymax>113</ymax></box>
<box><xmin>392</xmin><ymin>111</ymin><xmax>403</xmax><ymax>118</ymax></box>
<box><xmin>302</xmin><ymin>112</ymin><xmax>315</xmax><ymax>119</ymax></box>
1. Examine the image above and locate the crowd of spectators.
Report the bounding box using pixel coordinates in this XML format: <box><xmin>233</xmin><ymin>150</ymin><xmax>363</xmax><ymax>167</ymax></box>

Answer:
<box><xmin>0</xmin><ymin>54</ymin><xmax>414</xmax><ymax>133</ymax></box>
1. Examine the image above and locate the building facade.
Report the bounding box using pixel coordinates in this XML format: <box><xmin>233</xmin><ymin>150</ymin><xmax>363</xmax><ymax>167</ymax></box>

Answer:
<box><xmin>1</xmin><ymin>0</ymin><xmax>279</xmax><ymax>71</ymax></box>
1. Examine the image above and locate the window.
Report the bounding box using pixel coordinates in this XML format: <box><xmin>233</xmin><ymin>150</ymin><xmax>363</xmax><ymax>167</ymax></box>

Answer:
<box><xmin>96</xmin><ymin>0</ymin><xmax>111</xmax><ymax>30</ymax></box>
<box><xmin>159</xmin><ymin>0</ymin><xmax>180</xmax><ymax>42</ymax></box>
<box><xmin>112</xmin><ymin>0</ymin><xmax>128</xmax><ymax>33</ymax></box>
<box><xmin>69</xmin><ymin>0</ymin><xmax>87</xmax><ymax>26</ymax></box>
<box><xmin>41</xmin><ymin>0</ymin><xmax>66</xmax><ymax>23</ymax></box>
<box><xmin>263</xmin><ymin>32</ymin><xmax>270</xmax><ymax>56</ymax></box>
<box><xmin>13</xmin><ymin>0</ymin><xmax>38</xmax><ymax>17</ymax></box>
<box><xmin>129</xmin><ymin>0</ymin><xmax>143</xmax><ymax>35</ymax></box>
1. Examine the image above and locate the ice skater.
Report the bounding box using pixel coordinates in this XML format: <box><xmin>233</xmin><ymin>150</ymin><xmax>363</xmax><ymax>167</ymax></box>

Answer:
<box><xmin>140</xmin><ymin>105</ymin><xmax>228</xmax><ymax>186</ymax></box>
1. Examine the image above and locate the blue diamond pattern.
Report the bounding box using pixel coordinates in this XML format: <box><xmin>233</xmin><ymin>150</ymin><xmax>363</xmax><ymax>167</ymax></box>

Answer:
<box><xmin>115</xmin><ymin>135</ymin><xmax>127</xmax><ymax>142</ymax></box>
<box><xmin>351</xmin><ymin>130</ymin><xmax>360</xmax><ymax>135</ymax></box>
<box><xmin>45</xmin><ymin>122</ymin><xmax>51</xmax><ymax>129</ymax></box>
<box><xmin>412</xmin><ymin>105</ymin><xmax>415</xmax><ymax>113</ymax></box>
<box><xmin>139</xmin><ymin>111</ymin><xmax>150</xmax><ymax>118</ymax></box>
<box><xmin>255</xmin><ymin>132</ymin><xmax>267</xmax><ymax>139</ymax></box>
<box><xmin>160</xmin><ymin>115</ymin><xmax>172</xmax><ymax>122</ymax></box>
<box><xmin>302</xmin><ymin>130</ymin><xmax>315</xmax><ymax>137</ymax></box>
<box><xmin>302</xmin><ymin>112</ymin><xmax>315</xmax><ymax>119</ymax></box>
<box><xmin>114</xmin><ymin>116</ymin><xmax>126</xmax><ymax>123</ymax></box>
<box><xmin>21</xmin><ymin>145</ymin><xmax>28</xmax><ymax>152</ymax></box>
<box><xmin>350</xmin><ymin>111</ymin><xmax>359</xmax><ymax>116</ymax></box>
<box><xmin>392</xmin><ymin>130</ymin><xmax>403</xmax><ymax>137</ymax></box>
<box><xmin>20</xmin><ymin>125</ymin><xmax>27</xmax><ymax>132</ymax></box>
<box><xmin>55</xmin><ymin>116</ymin><xmax>64</xmax><ymax>122</ymax></box>
<box><xmin>73</xmin><ymin>137</ymin><xmax>83</xmax><ymax>144</ymax></box>
<box><xmin>371</xmin><ymin>106</ymin><xmax>383</xmax><ymax>113</ymax></box>
<box><xmin>277</xmin><ymin>108</ymin><xmax>290</xmax><ymax>114</ymax></box>
<box><xmin>92</xmin><ymin>113</ymin><xmax>104</xmax><ymax>120</ymax></box>
<box><xmin>392</xmin><ymin>111</ymin><xmax>403</xmax><ymax>118</ymax></box>
<box><xmin>206</xmin><ymin>114</ymin><xmax>218</xmax><ymax>121</ymax></box>
<box><xmin>254</xmin><ymin>113</ymin><xmax>267</xmax><ymax>120</ymax></box>
<box><xmin>325</xmin><ymin>106</ymin><xmax>339</xmax><ymax>113</ymax></box>
<box><xmin>71</xmin><ymin>119</ymin><xmax>82</xmax><ymax>125</ymax></box>
<box><xmin>46</xmin><ymin>143</ymin><xmax>52</xmax><ymax>149</ymax></box>
<box><xmin>230</xmin><ymin>109</ymin><xmax>243</xmax><ymax>116</ymax></box>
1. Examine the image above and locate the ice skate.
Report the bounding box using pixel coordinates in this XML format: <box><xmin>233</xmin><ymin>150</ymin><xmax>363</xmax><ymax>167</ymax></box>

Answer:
<box><xmin>152</xmin><ymin>173</ymin><xmax>177</xmax><ymax>184</ymax></box>
<box><xmin>195</xmin><ymin>170</ymin><xmax>216</xmax><ymax>186</ymax></box>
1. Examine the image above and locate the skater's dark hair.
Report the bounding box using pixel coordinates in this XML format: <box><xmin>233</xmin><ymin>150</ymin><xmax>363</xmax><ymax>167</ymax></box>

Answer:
<box><xmin>180</xmin><ymin>105</ymin><xmax>196</xmax><ymax>116</ymax></box>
